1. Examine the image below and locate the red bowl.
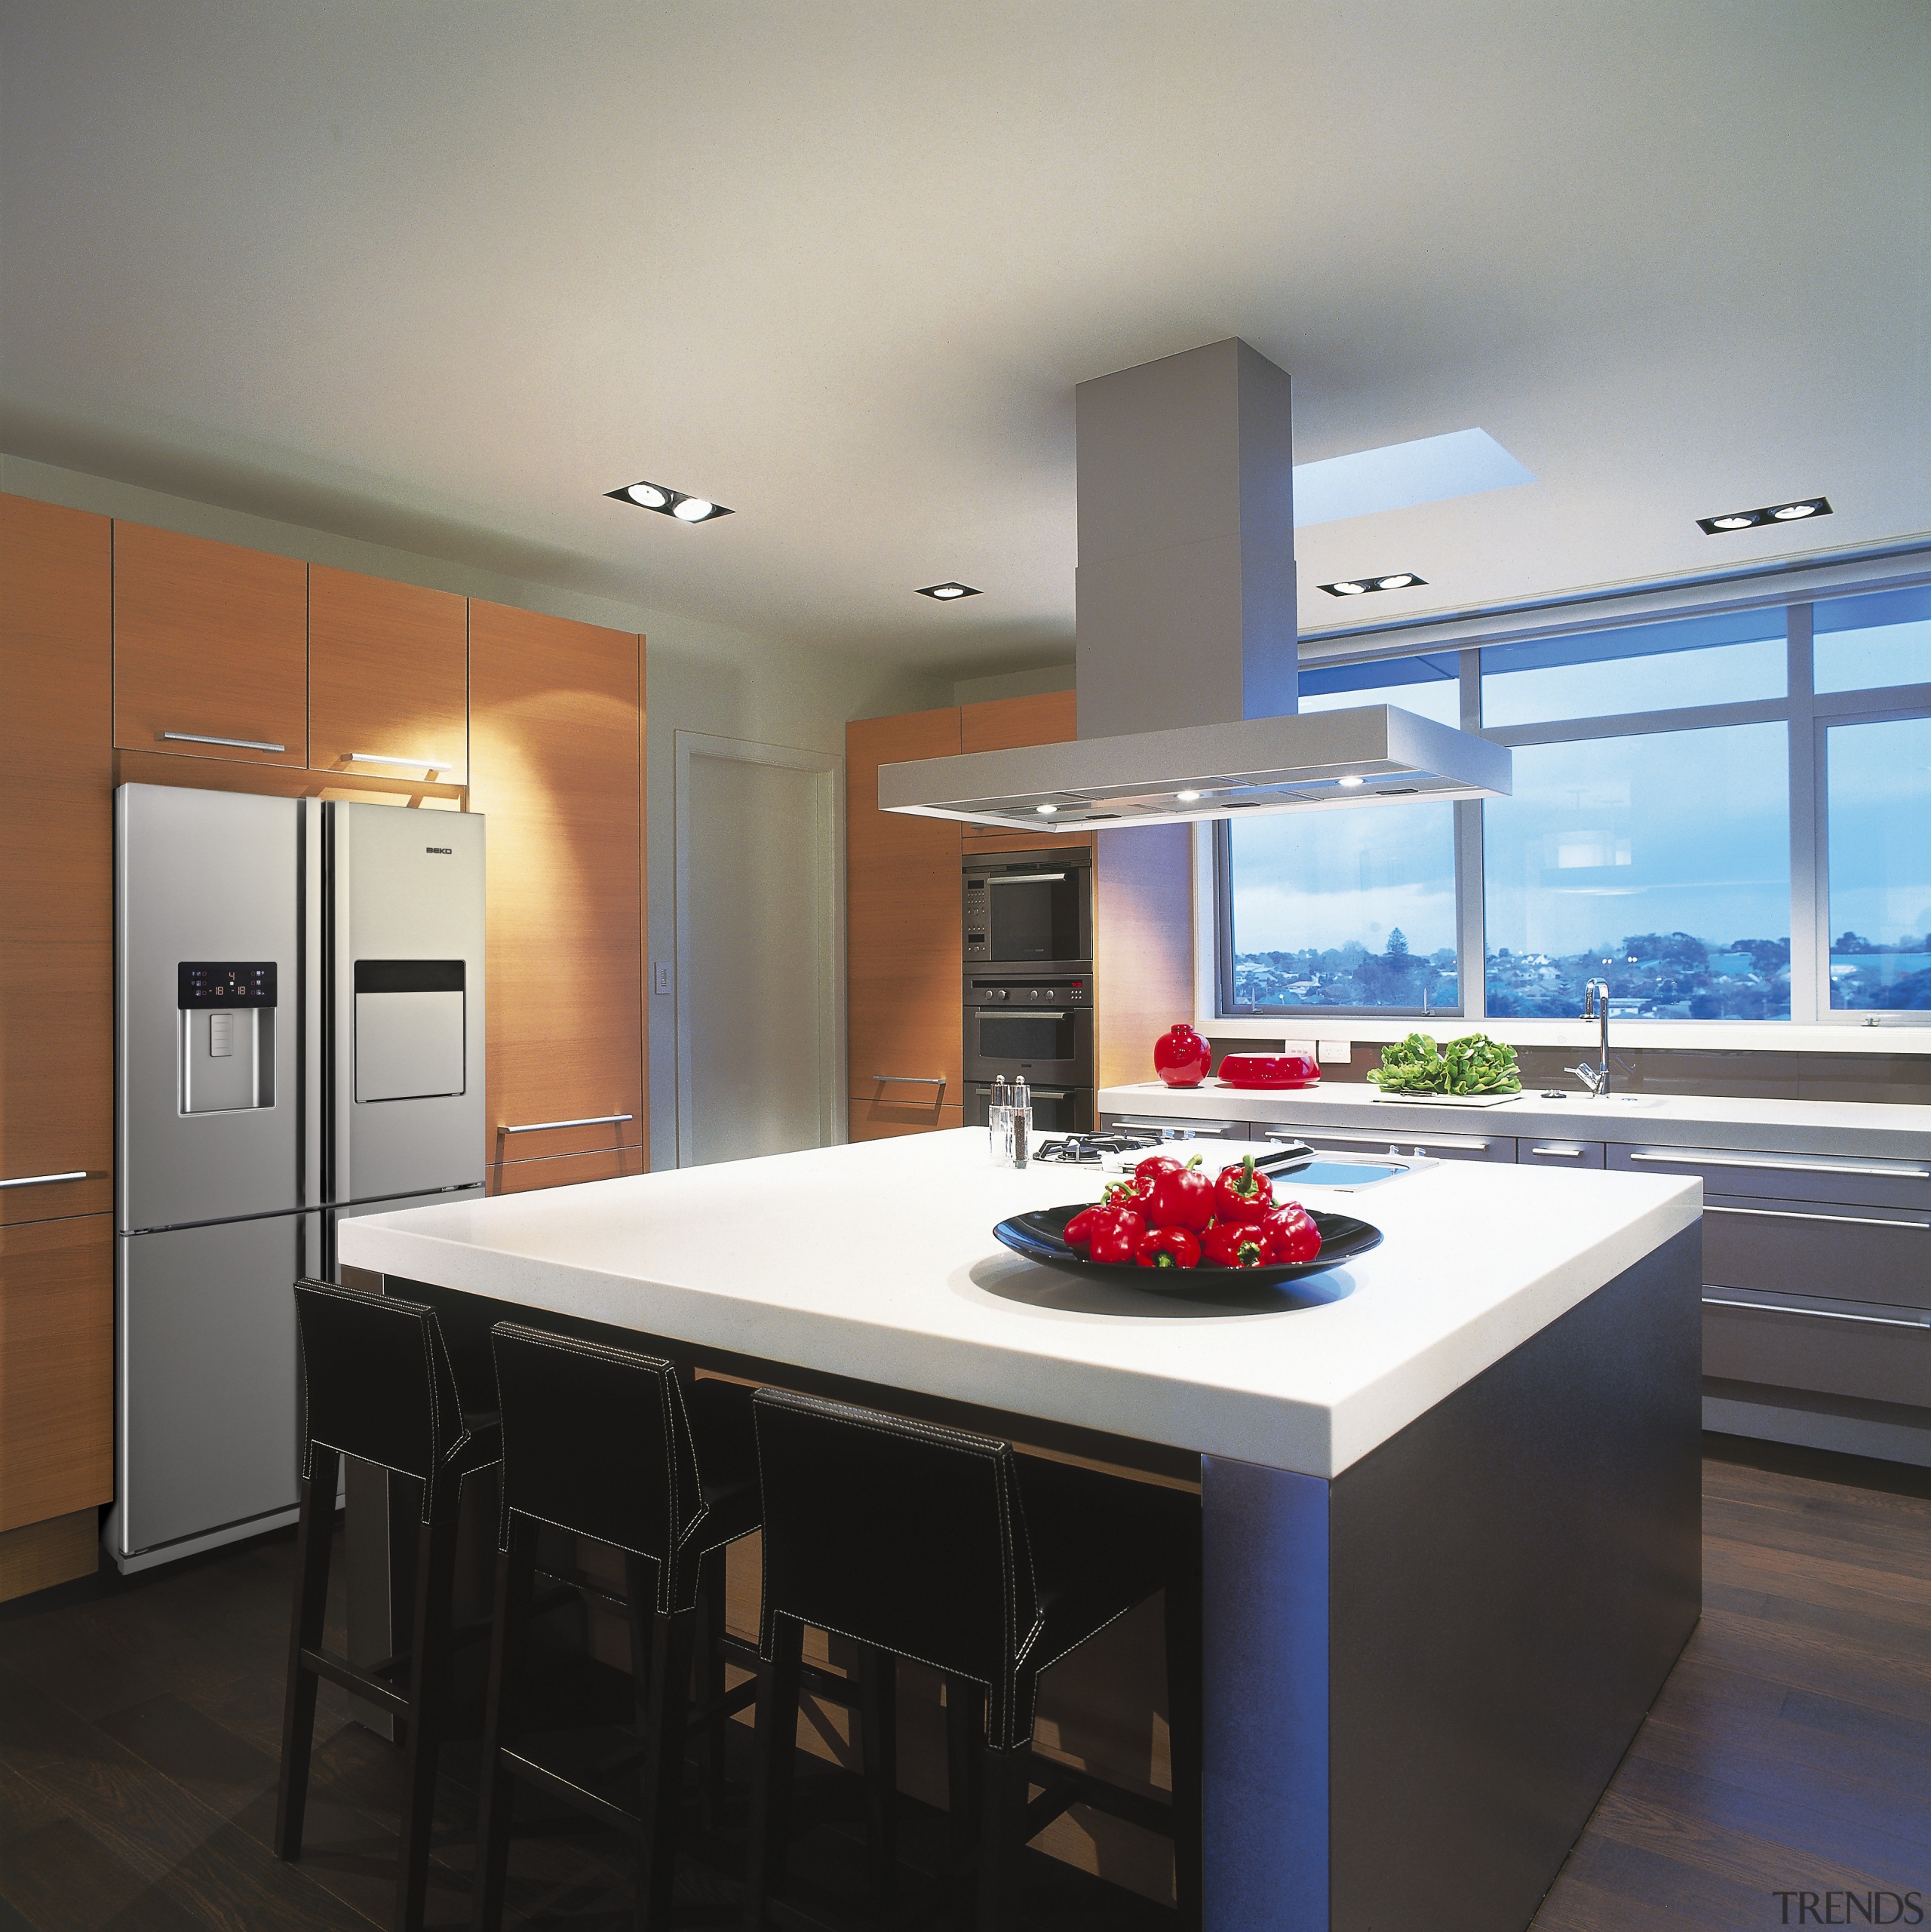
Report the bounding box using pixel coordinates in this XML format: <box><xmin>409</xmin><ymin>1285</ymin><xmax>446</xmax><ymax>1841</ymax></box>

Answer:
<box><xmin>1217</xmin><ymin>1052</ymin><xmax>1320</xmax><ymax>1089</ymax></box>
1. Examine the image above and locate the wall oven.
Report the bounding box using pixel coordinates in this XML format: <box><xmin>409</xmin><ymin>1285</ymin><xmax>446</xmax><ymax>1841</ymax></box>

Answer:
<box><xmin>963</xmin><ymin>974</ymin><xmax>1094</xmax><ymax>1089</ymax></box>
<box><xmin>963</xmin><ymin>849</ymin><xmax>1092</xmax><ymax>969</ymax></box>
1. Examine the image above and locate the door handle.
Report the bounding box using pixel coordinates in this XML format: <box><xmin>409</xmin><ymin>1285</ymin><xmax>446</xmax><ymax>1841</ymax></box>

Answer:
<box><xmin>161</xmin><ymin>732</ymin><xmax>287</xmax><ymax>752</ymax></box>
<box><xmin>1702</xmin><ymin>1295</ymin><xmax>1929</xmax><ymax>1330</ymax></box>
<box><xmin>0</xmin><ymin>1170</ymin><xmax>87</xmax><ymax>1189</ymax></box>
<box><xmin>1527</xmin><ymin>1145</ymin><xmax>1589</xmax><ymax>1157</ymax></box>
<box><xmin>499</xmin><ymin>1114</ymin><xmax>635</xmax><ymax>1134</ymax></box>
<box><xmin>1703</xmin><ymin>1204</ymin><xmax>1926</xmax><ymax>1232</ymax></box>
<box><xmin>343</xmin><ymin>751</ymin><xmax>455</xmax><ymax>772</ymax></box>
<box><xmin>1629</xmin><ymin>1150</ymin><xmax>1929</xmax><ymax>1181</ymax></box>
<box><xmin>974</xmin><ymin>1010</ymin><xmax>1070</xmax><ymax>1020</ymax></box>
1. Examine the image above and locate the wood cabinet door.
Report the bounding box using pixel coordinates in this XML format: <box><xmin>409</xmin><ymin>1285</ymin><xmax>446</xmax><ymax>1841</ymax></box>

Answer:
<box><xmin>469</xmin><ymin>602</ymin><xmax>645</xmax><ymax>1172</ymax></box>
<box><xmin>0</xmin><ymin>1213</ymin><xmax>112</xmax><ymax>1534</ymax></box>
<box><xmin>309</xmin><ymin>565</ymin><xmax>468</xmax><ymax>783</ymax></box>
<box><xmin>112</xmin><ymin>521</ymin><xmax>308</xmax><ymax>765</ymax></box>
<box><xmin>1</xmin><ymin>494</ymin><xmax>114</xmax><ymax>1226</ymax></box>
<box><xmin>959</xmin><ymin>689</ymin><xmax>1088</xmax><ymax>853</ymax></box>
<box><xmin>847</xmin><ymin>708</ymin><xmax>962</xmax><ymax>1127</ymax></box>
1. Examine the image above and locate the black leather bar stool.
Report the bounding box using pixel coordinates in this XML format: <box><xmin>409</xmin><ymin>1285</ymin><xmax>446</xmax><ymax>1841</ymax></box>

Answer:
<box><xmin>277</xmin><ymin>1278</ymin><xmax>505</xmax><ymax>1932</ymax></box>
<box><xmin>743</xmin><ymin>1390</ymin><xmax>1203</xmax><ymax>1932</ymax></box>
<box><xmin>470</xmin><ymin>1323</ymin><xmax>766</xmax><ymax>1932</ymax></box>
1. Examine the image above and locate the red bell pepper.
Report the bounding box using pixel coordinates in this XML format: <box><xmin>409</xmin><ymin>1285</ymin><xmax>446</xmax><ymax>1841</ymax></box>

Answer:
<box><xmin>1135</xmin><ymin>1225</ymin><xmax>1201</xmax><ymax>1270</ymax></box>
<box><xmin>1262</xmin><ymin>1201</ymin><xmax>1322</xmax><ymax>1264</ymax></box>
<box><xmin>1063</xmin><ymin>1205</ymin><xmax>1109</xmax><ymax>1249</ymax></box>
<box><xmin>1089</xmin><ymin>1209</ymin><xmax>1145</xmax><ymax>1264</ymax></box>
<box><xmin>1141</xmin><ymin>1161</ymin><xmax>1216</xmax><ymax>1233</ymax></box>
<box><xmin>1200</xmin><ymin>1221</ymin><xmax>1272</xmax><ymax>1269</ymax></box>
<box><xmin>1211</xmin><ymin>1154</ymin><xmax>1275</xmax><ymax>1227</ymax></box>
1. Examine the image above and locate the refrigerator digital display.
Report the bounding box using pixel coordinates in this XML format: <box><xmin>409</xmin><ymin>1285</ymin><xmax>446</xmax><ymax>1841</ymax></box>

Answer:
<box><xmin>177</xmin><ymin>961</ymin><xmax>278</xmax><ymax>1009</ymax></box>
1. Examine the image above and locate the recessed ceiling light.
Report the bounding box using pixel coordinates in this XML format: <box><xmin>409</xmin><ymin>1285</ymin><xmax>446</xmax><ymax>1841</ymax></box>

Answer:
<box><xmin>1319</xmin><ymin>573</ymin><xmax>1428</xmax><ymax>598</ymax></box>
<box><xmin>1697</xmin><ymin>496</ymin><xmax>1830</xmax><ymax>535</ymax></box>
<box><xmin>1035</xmin><ymin>803</ymin><xmax>1058</xmax><ymax>815</ymax></box>
<box><xmin>1337</xmin><ymin>775</ymin><xmax>1365</xmax><ymax>788</ymax></box>
<box><xmin>1176</xmin><ymin>789</ymin><xmax>1202</xmax><ymax>802</ymax></box>
<box><xmin>606</xmin><ymin>480</ymin><xmax>733</xmax><ymax>524</ymax></box>
<box><xmin>916</xmin><ymin>582</ymin><xmax>981</xmax><ymax>600</ymax></box>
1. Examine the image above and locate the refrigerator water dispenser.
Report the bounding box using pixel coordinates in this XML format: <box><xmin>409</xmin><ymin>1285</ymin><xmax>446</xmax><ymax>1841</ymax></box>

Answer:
<box><xmin>177</xmin><ymin>960</ymin><xmax>276</xmax><ymax>1114</ymax></box>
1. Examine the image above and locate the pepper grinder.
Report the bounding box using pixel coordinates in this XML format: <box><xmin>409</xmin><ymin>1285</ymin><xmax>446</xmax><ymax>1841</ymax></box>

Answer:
<box><xmin>988</xmin><ymin>1075</ymin><xmax>1012</xmax><ymax>1166</ymax></box>
<box><xmin>1010</xmin><ymin>1077</ymin><xmax>1031</xmax><ymax>1168</ymax></box>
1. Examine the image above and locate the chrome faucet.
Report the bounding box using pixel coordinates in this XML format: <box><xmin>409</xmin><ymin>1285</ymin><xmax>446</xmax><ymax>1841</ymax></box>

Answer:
<box><xmin>1565</xmin><ymin>978</ymin><xmax>1612</xmax><ymax>1096</ymax></box>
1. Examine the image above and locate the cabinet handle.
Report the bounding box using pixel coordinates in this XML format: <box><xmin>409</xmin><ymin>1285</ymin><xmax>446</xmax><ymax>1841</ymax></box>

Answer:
<box><xmin>0</xmin><ymin>1170</ymin><xmax>87</xmax><ymax>1190</ymax></box>
<box><xmin>1629</xmin><ymin>1150</ymin><xmax>1929</xmax><ymax>1181</ymax></box>
<box><xmin>1704</xmin><ymin>1204</ymin><xmax>1927</xmax><ymax>1232</ymax></box>
<box><xmin>1702</xmin><ymin>1295</ymin><xmax>1929</xmax><ymax>1330</ymax></box>
<box><xmin>161</xmin><ymin>731</ymin><xmax>287</xmax><ymax>752</ymax></box>
<box><xmin>344</xmin><ymin>751</ymin><xmax>455</xmax><ymax>772</ymax></box>
<box><xmin>873</xmin><ymin>1075</ymin><xmax>947</xmax><ymax>1090</ymax></box>
<box><xmin>1527</xmin><ymin>1144</ymin><xmax>1589</xmax><ymax>1157</ymax></box>
<box><xmin>499</xmin><ymin>1114</ymin><xmax>635</xmax><ymax>1134</ymax></box>
<box><xmin>1265</xmin><ymin>1126</ymin><xmax>1491</xmax><ymax>1152</ymax></box>
<box><xmin>1116</xmin><ymin>1118</ymin><xmax>1235</xmax><ymax>1135</ymax></box>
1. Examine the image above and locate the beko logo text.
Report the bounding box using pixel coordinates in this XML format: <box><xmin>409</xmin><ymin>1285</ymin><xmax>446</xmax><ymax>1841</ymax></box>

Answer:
<box><xmin>425</xmin><ymin>846</ymin><xmax>453</xmax><ymax>855</ymax></box>
<box><xmin>1774</xmin><ymin>1894</ymin><xmax>1926</xmax><ymax>1924</ymax></box>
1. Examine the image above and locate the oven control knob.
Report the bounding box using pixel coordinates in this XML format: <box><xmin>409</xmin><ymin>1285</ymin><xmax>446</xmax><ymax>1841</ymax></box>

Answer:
<box><xmin>987</xmin><ymin>988</ymin><xmax>1008</xmax><ymax>1001</ymax></box>
<box><xmin>1028</xmin><ymin>988</ymin><xmax>1042</xmax><ymax>1000</ymax></box>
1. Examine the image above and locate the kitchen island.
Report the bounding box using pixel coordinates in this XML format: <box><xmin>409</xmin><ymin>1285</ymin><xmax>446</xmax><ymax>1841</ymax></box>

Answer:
<box><xmin>338</xmin><ymin>1129</ymin><xmax>1703</xmax><ymax>1932</ymax></box>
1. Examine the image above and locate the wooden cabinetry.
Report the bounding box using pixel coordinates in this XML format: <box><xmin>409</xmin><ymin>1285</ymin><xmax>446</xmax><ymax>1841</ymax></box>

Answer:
<box><xmin>112</xmin><ymin>522</ymin><xmax>308</xmax><ymax>766</ymax></box>
<box><xmin>0</xmin><ymin>1215</ymin><xmax>113</xmax><ymax>1537</ymax></box>
<box><xmin>469</xmin><ymin>602</ymin><xmax>646</xmax><ymax>1175</ymax></box>
<box><xmin>1</xmin><ymin>494</ymin><xmax>115</xmax><ymax>1227</ymax></box>
<box><xmin>960</xmin><ymin>689</ymin><xmax>1085</xmax><ymax>854</ymax></box>
<box><xmin>308</xmin><ymin>565</ymin><xmax>468</xmax><ymax>783</ymax></box>
<box><xmin>847</xmin><ymin>708</ymin><xmax>963</xmax><ymax>1133</ymax></box>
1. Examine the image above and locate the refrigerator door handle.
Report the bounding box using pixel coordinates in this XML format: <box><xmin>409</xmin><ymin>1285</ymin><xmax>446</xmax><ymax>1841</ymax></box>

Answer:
<box><xmin>304</xmin><ymin>799</ymin><xmax>325</xmax><ymax>1207</ymax></box>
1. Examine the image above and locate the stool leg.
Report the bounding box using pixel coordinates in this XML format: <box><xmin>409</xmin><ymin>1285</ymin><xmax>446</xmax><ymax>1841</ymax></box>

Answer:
<box><xmin>742</xmin><ymin>1617</ymin><xmax>804</xmax><ymax>1931</ymax></box>
<box><xmin>275</xmin><ymin>1446</ymin><xmax>339</xmax><ymax>1861</ymax></box>
<box><xmin>697</xmin><ymin>1543</ymin><xmax>729</xmax><ymax>1829</ymax></box>
<box><xmin>1164</xmin><ymin>1572</ymin><xmax>1204</xmax><ymax>1932</ymax></box>
<box><xmin>858</xmin><ymin>1648</ymin><xmax>898</xmax><ymax>1906</ymax></box>
<box><xmin>471</xmin><ymin>1516</ymin><xmax>538</xmax><ymax>1932</ymax></box>
<box><xmin>394</xmin><ymin>1499</ymin><xmax>460</xmax><ymax>1932</ymax></box>
<box><xmin>975</xmin><ymin>1740</ymin><xmax>1032</xmax><ymax>1932</ymax></box>
<box><xmin>944</xmin><ymin>1676</ymin><xmax>984</xmax><ymax>1886</ymax></box>
<box><xmin>629</xmin><ymin>1557</ymin><xmax>697</xmax><ymax>1930</ymax></box>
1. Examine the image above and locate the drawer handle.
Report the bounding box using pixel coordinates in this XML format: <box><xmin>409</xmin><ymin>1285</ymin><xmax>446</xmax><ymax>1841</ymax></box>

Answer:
<box><xmin>0</xmin><ymin>1170</ymin><xmax>87</xmax><ymax>1189</ymax></box>
<box><xmin>1116</xmin><ymin>1119</ymin><xmax>1234</xmax><ymax>1135</ymax></box>
<box><xmin>1266</xmin><ymin>1127</ymin><xmax>1490</xmax><ymax>1152</ymax></box>
<box><xmin>161</xmin><ymin>731</ymin><xmax>287</xmax><ymax>753</ymax></box>
<box><xmin>873</xmin><ymin>1075</ymin><xmax>947</xmax><ymax>1090</ymax></box>
<box><xmin>499</xmin><ymin>1114</ymin><xmax>635</xmax><ymax>1134</ymax></box>
<box><xmin>344</xmin><ymin>751</ymin><xmax>456</xmax><ymax>772</ymax></box>
<box><xmin>1704</xmin><ymin>1204</ymin><xmax>1927</xmax><ymax>1232</ymax></box>
<box><xmin>1629</xmin><ymin>1150</ymin><xmax>1930</xmax><ymax>1181</ymax></box>
<box><xmin>1527</xmin><ymin>1145</ymin><xmax>1588</xmax><ymax>1157</ymax></box>
<box><xmin>1703</xmin><ymin>1295</ymin><xmax>1929</xmax><ymax>1330</ymax></box>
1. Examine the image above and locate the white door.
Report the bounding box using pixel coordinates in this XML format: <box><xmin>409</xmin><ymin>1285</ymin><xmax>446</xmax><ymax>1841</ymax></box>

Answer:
<box><xmin>675</xmin><ymin>733</ymin><xmax>845</xmax><ymax>1166</ymax></box>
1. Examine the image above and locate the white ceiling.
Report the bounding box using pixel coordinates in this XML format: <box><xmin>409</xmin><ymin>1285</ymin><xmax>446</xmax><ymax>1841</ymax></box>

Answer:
<box><xmin>3</xmin><ymin>2</ymin><xmax>1926</xmax><ymax>674</ymax></box>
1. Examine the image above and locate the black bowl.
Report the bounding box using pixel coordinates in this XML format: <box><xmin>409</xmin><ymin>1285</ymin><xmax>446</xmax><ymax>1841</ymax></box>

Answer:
<box><xmin>992</xmin><ymin>1203</ymin><xmax>1382</xmax><ymax>1295</ymax></box>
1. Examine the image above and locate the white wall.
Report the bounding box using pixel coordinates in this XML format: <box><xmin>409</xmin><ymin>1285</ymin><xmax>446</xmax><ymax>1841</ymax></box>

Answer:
<box><xmin>2</xmin><ymin>453</ymin><xmax>951</xmax><ymax>1169</ymax></box>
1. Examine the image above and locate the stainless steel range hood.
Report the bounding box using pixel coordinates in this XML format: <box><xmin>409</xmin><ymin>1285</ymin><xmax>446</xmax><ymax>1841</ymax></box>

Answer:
<box><xmin>880</xmin><ymin>339</ymin><xmax>1509</xmax><ymax>830</ymax></box>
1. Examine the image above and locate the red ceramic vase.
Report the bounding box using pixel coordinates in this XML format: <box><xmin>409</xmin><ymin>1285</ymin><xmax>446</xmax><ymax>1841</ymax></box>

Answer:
<box><xmin>1153</xmin><ymin>1021</ymin><xmax>1213</xmax><ymax>1088</ymax></box>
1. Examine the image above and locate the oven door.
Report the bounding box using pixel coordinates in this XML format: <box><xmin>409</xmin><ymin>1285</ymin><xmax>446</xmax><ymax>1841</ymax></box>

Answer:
<box><xmin>963</xmin><ymin>1003</ymin><xmax>1094</xmax><ymax>1086</ymax></box>
<box><xmin>963</xmin><ymin>863</ymin><xmax>1092</xmax><ymax>966</ymax></box>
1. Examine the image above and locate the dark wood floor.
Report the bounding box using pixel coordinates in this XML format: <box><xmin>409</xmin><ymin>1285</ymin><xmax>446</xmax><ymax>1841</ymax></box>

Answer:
<box><xmin>0</xmin><ymin>1435</ymin><xmax>1923</xmax><ymax>1931</ymax></box>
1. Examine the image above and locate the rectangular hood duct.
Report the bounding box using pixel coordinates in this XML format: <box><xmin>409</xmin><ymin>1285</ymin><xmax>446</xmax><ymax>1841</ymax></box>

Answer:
<box><xmin>880</xmin><ymin>338</ymin><xmax>1509</xmax><ymax>831</ymax></box>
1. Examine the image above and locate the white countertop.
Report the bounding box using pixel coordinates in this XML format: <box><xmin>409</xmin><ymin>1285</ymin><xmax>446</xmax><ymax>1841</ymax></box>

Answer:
<box><xmin>338</xmin><ymin>1129</ymin><xmax>1699</xmax><ymax>1480</ymax></box>
<box><xmin>1100</xmin><ymin>1080</ymin><xmax>1931</xmax><ymax>1160</ymax></box>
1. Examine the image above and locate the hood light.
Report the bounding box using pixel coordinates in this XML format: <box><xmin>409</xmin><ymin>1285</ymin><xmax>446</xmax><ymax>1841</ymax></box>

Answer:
<box><xmin>1035</xmin><ymin>803</ymin><xmax>1058</xmax><ymax>815</ymax></box>
<box><xmin>608</xmin><ymin>480</ymin><xmax>734</xmax><ymax>524</ymax></box>
<box><xmin>1176</xmin><ymin>789</ymin><xmax>1202</xmax><ymax>802</ymax></box>
<box><xmin>916</xmin><ymin>582</ymin><xmax>981</xmax><ymax>601</ymax></box>
<box><xmin>1319</xmin><ymin>572</ymin><xmax>1429</xmax><ymax>597</ymax></box>
<box><xmin>1697</xmin><ymin>496</ymin><xmax>1830</xmax><ymax>534</ymax></box>
<box><xmin>1337</xmin><ymin>775</ymin><xmax>1365</xmax><ymax>788</ymax></box>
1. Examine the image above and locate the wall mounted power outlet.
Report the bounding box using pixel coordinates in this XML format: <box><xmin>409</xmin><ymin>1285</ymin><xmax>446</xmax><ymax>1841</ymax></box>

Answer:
<box><xmin>1317</xmin><ymin>1040</ymin><xmax>1352</xmax><ymax>1064</ymax></box>
<box><xmin>652</xmin><ymin>962</ymin><xmax>672</xmax><ymax>997</ymax></box>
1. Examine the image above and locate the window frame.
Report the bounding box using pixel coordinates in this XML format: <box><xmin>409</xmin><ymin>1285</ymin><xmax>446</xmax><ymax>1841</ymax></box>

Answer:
<box><xmin>1211</xmin><ymin>584</ymin><xmax>1931</xmax><ymax>1031</ymax></box>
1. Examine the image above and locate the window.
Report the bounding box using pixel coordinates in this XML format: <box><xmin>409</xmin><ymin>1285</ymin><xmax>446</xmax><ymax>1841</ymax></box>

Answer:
<box><xmin>1214</xmin><ymin>570</ymin><xmax>1931</xmax><ymax>1026</ymax></box>
<box><xmin>1222</xmin><ymin>802</ymin><xmax>1458</xmax><ymax>1013</ymax></box>
<box><xmin>1481</xmin><ymin>609</ymin><xmax>1785</xmax><ymax>727</ymax></box>
<box><xmin>1484</xmin><ymin>724</ymin><xmax>1790</xmax><ymax>1018</ymax></box>
<box><xmin>1825</xmin><ymin>717</ymin><xmax>1931</xmax><ymax>1010</ymax></box>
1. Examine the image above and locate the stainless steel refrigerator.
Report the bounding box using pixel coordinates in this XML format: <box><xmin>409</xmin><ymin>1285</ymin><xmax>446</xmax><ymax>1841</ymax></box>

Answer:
<box><xmin>109</xmin><ymin>784</ymin><xmax>485</xmax><ymax>1574</ymax></box>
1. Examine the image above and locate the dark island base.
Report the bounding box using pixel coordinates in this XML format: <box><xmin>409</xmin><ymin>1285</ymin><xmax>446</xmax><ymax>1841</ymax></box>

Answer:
<box><xmin>1205</xmin><ymin>1223</ymin><xmax>1704</xmax><ymax>1932</ymax></box>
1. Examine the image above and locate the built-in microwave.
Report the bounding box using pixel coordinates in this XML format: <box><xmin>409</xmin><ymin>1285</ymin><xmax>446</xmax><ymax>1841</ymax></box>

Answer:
<box><xmin>962</xmin><ymin>849</ymin><xmax>1092</xmax><ymax>969</ymax></box>
<box><xmin>962</xmin><ymin>973</ymin><xmax>1094</xmax><ymax>1088</ymax></box>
